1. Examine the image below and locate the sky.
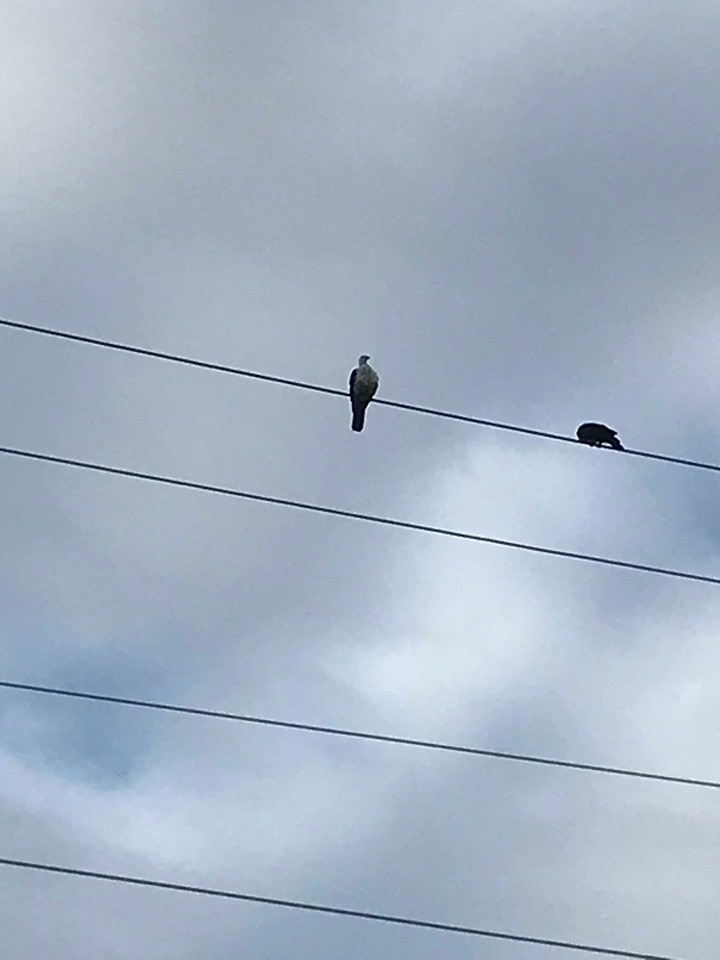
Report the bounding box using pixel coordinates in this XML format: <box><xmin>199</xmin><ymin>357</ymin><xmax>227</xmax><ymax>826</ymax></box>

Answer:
<box><xmin>1</xmin><ymin>1</ymin><xmax>719</xmax><ymax>957</ymax></box>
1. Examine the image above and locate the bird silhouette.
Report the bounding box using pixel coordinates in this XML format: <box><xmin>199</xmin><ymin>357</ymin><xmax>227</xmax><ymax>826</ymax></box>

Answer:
<box><xmin>576</xmin><ymin>422</ymin><xmax>624</xmax><ymax>450</ymax></box>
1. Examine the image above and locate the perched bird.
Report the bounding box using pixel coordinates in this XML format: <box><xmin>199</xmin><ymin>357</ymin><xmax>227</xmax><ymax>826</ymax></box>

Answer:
<box><xmin>349</xmin><ymin>355</ymin><xmax>379</xmax><ymax>432</ymax></box>
<box><xmin>576</xmin><ymin>422</ymin><xmax>624</xmax><ymax>450</ymax></box>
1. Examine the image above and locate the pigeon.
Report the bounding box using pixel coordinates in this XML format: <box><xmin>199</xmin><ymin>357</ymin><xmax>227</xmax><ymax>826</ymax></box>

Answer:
<box><xmin>576</xmin><ymin>422</ymin><xmax>624</xmax><ymax>450</ymax></box>
<box><xmin>349</xmin><ymin>355</ymin><xmax>379</xmax><ymax>432</ymax></box>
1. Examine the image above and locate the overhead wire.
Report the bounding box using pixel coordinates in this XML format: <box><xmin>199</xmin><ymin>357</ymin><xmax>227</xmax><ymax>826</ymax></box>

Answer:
<box><xmin>0</xmin><ymin>857</ymin><xmax>686</xmax><ymax>960</ymax></box>
<box><xmin>1</xmin><ymin>679</ymin><xmax>717</xmax><ymax>790</ymax></box>
<box><xmin>1</xmin><ymin>443</ymin><xmax>719</xmax><ymax>586</ymax></box>
<box><xmin>1</xmin><ymin>315</ymin><xmax>718</xmax><ymax>476</ymax></box>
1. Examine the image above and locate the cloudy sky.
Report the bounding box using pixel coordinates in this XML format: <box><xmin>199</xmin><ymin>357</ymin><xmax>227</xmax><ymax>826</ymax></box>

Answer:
<box><xmin>1</xmin><ymin>1</ymin><xmax>719</xmax><ymax>957</ymax></box>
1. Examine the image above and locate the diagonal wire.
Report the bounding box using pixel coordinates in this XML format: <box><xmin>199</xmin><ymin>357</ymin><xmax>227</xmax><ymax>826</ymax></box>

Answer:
<box><xmin>1</xmin><ymin>679</ymin><xmax>717</xmax><ymax>790</ymax></box>
<box><xmin>1</xmin><ymin>444</ymin><xmax>719</xmax><ymax>585</ymax></box>
<box><xmin>0</xmin><ymin>857</ymin><xmax>688</xmax><ymax>960</ymax></box>
<box><xmin>2</xmin><ymin>443</ymin><xmax>719</xmax><ymax>585</ymax></box>
<box><xmin>0</xmin><ymin>315</ymin><xmax>717</xmax><ymax>475</ymax></box>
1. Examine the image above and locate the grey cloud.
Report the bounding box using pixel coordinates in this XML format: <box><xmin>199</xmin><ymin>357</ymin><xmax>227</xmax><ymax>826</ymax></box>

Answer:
<box><xmin>2</xmin><ymin>1</ymin><xmax>720</xmax><ymax>958</ymax></box>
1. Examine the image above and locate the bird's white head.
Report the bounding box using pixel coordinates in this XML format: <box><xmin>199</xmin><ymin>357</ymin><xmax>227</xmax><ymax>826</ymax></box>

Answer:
<box><xmin>358</xmin><ymin>354</ymin><xmax>371</xmax><ymax>365</ymax></box>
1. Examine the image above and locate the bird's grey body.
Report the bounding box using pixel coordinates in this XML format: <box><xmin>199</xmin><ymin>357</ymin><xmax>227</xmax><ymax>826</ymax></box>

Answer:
<box><xmin>349</xmin><ymin>355</ymin><xmax>379</xmax><ymax>432</ymax></box>
<box><xmin>577</xmin><ymin>422</ymin><xmax>624</xmax><ymax>450</ymax></box>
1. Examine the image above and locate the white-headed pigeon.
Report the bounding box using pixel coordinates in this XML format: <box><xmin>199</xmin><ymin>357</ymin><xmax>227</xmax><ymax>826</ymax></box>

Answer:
<box><xmin>349</xmin><ymin>355</ymin><xmax>379</xmax><ymax>432</ymax></box>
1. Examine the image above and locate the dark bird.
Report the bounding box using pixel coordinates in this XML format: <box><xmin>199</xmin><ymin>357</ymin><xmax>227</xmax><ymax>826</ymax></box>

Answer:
<box><xmin>349</xmin><ymin>355</ymin><xmax>379</xmax><ymax>432</ymax></box>
<box><xmin>576</xmin><ymin>422</ymin><xmax>624</xmax><ymax>450</ymax></box>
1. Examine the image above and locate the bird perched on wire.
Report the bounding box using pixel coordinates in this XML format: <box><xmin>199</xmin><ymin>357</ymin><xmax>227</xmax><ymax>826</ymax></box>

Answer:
<box><xmin>349</xmin><ymin>355</ymin><xmax>379</xmax><ymax>432</ymax></box>
<box><xmin>576</xmin><ymin>422</ymin><xmax>624</xmax><ymax>450</ymax></box>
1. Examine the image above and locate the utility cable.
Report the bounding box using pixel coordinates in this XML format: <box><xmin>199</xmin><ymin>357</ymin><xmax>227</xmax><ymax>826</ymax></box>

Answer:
<box><xmin>0</xmin><ymin>857</ymin><xmax>687</xmax><ymax>960</ymax></box>
<box><xmin>1</xmin><ymin>444</ymin><xmax>719</xmax><ymax>586</ymax></box>
<box><xmin>0</xmin><ymin>316</ymin><xmax>717</xmax><ymax>476</ymax></box>
<box><xmin>1</xmin><ymin>679</ymin><xmax>717</xmax><ymax>790</ymax></box>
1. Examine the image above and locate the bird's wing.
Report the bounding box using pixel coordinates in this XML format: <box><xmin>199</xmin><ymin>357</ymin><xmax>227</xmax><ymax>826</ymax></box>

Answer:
<box><xmin>349</xmin><ymin>368</ymin><xmax>357</xmax><ymax>392</ymax></box>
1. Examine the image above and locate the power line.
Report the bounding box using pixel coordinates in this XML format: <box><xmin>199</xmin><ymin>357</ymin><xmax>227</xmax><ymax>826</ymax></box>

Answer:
<box><xmin>1</xmin><ymin>315</ymin><xmax>717</xmax><ymax>477</ymax></box>
<box><xmin>2</xmin><ymin>679</ymin><xmax>717</xmax><ymax>790</ymax></box>
<box><xmin>0</xmin><ymin>857</ymin><xmax>685</xmax><ymax>960</ymax></box>
<box><xmin>2</xmin><ymin>443</ymin><xmax>718</xmax><ymax>586</ymax></box>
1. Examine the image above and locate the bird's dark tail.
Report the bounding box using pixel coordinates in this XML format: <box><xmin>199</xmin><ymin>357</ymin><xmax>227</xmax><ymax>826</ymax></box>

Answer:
<box><xmin>609</xmin><ymin>436</ymin><xmax>624</xmax><ymax>450</ymax></box>
<box><xmin>351</xmin><ymin>405</ymin><xmax>366</xmax><ymax>432</ymax></box>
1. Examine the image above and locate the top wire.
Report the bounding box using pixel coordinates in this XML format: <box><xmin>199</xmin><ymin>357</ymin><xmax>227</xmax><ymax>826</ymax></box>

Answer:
<box><xmin>1</xmin><ymin>316</ymin><xmax>717</xmax><ymax>475</ymax></box>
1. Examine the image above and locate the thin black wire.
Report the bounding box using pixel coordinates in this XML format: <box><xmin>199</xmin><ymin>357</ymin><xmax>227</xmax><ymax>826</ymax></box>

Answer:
<box><xmin>1</xmin><ymin>315</ymin><xmax>717</xmax><ymax>476</ymax></box>
<box><xmin>0</xmin><ymin>858</ymin><xmax>685</xmax><ymax>960</ymax></box>
<box><xmin>1</xmin><ymin>443</ymin><xmax>719</xmax><ymax>586</ymax></box>
<box><xmin>2</xmin><ymin>679</ymin><xmax>717</xmax><ymax>791</ymax></box>
<box><xmin>1</xmin><ymin>443</ymin><xmax>718</xmax><ymax>584</ymax></box>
